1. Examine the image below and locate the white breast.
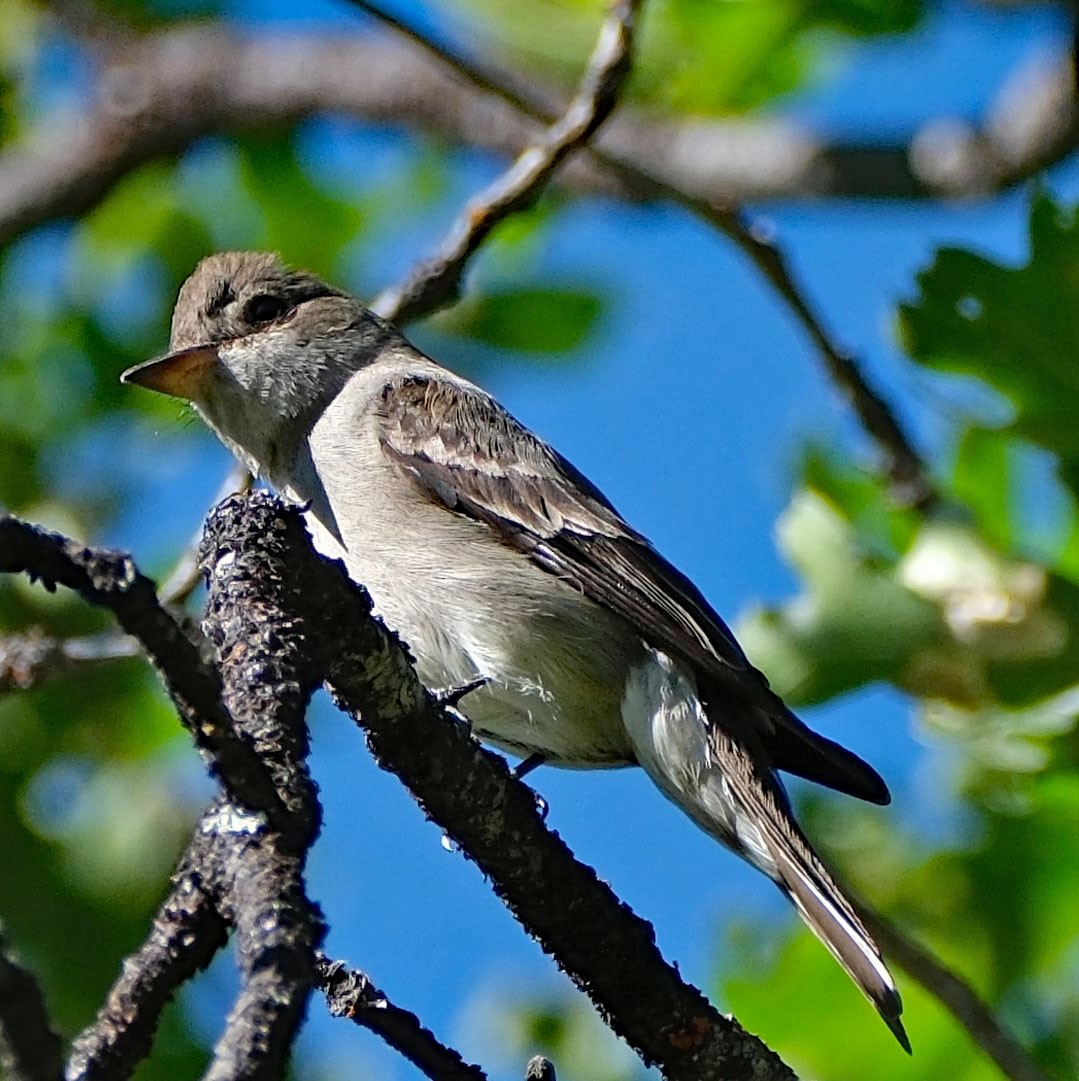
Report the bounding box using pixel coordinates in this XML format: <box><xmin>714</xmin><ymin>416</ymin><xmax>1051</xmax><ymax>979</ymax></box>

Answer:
<box><xmin>291</xmin><ymin>362</ymin><xmax>643</xmax><ymax>768</ymax></box>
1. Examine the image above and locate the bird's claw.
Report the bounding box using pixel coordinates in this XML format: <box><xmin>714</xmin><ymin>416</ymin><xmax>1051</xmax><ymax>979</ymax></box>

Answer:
<box><xmin>433</xmin><ymin>676</ymin><xmax>489</xmax><ymax>733</ymax></box>
<box><xmin>510</xmin><ymin>753</ymin><xmax>549</xmax><ymax>820</ymax></box>
<box><xmin>511</xmin><ymin>752</ymin><xmax>546</xmax><ymax>780</ymax></box>
<box><xmin>434</xmin><ymin>675</ymin><xmax>489</xmax><ymax>708</ymax></box>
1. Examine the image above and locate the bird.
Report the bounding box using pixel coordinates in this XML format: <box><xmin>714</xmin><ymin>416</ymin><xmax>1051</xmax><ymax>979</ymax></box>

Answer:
<box><xmin>122</xmin><ymin>251</ymin><xmax>909</xmax><ymax>1050</ymax></box>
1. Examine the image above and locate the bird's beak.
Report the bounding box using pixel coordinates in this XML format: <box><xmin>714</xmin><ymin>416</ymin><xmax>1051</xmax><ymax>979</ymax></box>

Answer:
<box><xmin>121</xmin><ymin>344</ymin><xmax>220</xmax><ymax>400</ymax></box>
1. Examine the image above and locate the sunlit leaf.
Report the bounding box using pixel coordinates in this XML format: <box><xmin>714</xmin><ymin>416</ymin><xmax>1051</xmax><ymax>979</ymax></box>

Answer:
<box><xmin>899</xmin><ymin>193</ymin><xmax>1079</xmax><ymax>500</ymax></box>
<box><xmin>436</xmin><ymin>285</ymin><xmax>603</xmax><ymax>355</ymax></box>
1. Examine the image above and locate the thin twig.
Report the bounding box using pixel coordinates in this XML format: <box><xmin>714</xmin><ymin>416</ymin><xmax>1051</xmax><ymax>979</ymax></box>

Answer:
<box><xmin>316</xmin><ymin>955</ymin><xmax>488</xmax><ymax>1081</ymax></box>
<box><xmin>859</xmin><ymin>905</ymin><xmax>1052</xmax><ymax>1081</ymax></box>
<box><xmin>371</xmin><ymin>0</ymin><xmax>642</xmax><ymax>323</ymax></box>
<box><xmin>65</xmin><ymin>857</ymin><xmax>228</xmax><ymax>1081</ymax></box>
<box><xmin>354</xmin><ymin>0</ymin><xmax>938</xmax><ymax>509</ymax></box>
<box><xmin>0</xmin><ymin>465</ymin><xmax>248</xmax><ymax>695</ymax></box>
<box><xmin>0</xmin><ymin>928</ymin><xmax>63</xmax><ymax>1081</ymax></box>
<box><xmin>159</xmin><ymin>464</ymin><xmax>252</xmax><ymax>607</ymax></box>
<box><xmin>0</xmin><ymin>630</ymin><xmax>140</xmax><ymax>695</ymax></box>
<box><xmin>0</xmin><ymin>513</ymin><xmax>291</xmax><ymax>831</ymax></box>
<box><xmin>1</xmin><ymin>27</ymin><xmax>1076</xmax><ymax>257</ymax></box>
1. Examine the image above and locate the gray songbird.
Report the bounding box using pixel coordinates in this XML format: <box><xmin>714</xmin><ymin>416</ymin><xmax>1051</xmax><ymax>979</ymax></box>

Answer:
<box><xmin>123</xmin><ymin>252</ymin><xmax>908</xmax><ymax>1050</ymax></box>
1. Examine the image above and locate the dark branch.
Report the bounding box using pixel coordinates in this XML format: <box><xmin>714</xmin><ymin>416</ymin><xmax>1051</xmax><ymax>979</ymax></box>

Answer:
<box><xmin>316</xmin><ymin>955</ymin><xmax>488</xmax><ymax>1081</ymax></box>
<box><xmin>66</xmin><ymin>491</ymin><xmax>331</xmax><ymax>1080</ymax></box>
<box><xmin>371</xmin><ymin>0</ymin><xmax>642</xmax><ymax>323</ymax></box>
<box><xmin>0</xmin><ymin>929</ymin><xmax>63</xmax><ymax>1081</ymax></box>
<box><xmin>203</xmin><ymin>491</ymin><xmax>798</xmax><ymax>1081</ymax></box>
<box><xmin>0</xmin><ymin>630</ymin><xmax>139</xmax><ymax>695</ymax></box>
<box><xmin>351</xmin><ymin>1</ymin><xmax>938</xmax><ymax>507</ymax></box>
<box><xmin>705</xmin><ymin>215</ymin><xmax>937</xmax><ymax>510</ymax></box>
<box><xmin>0</xmin><ymin>513</ymin><xmax>291</xmax><ymax>830</ymax></box>
<box><xmin>2</xmin><ymin>24</ymin><xmax>1074</xmax><ymax>257</ymax></box>
<box><xmin>195</xmin><ymin>496</ymin><xmax>330</xmax><ymax>1079</ymax></box>
<box><xmin>200</xmin><ymin>813</ymin><xmax>322</xmax><ymax>1081</ymax></box>
<box><xmin>861</xmin><ymin>907</ymin><xmax>1052</xmax><ymax>1081</ymax></box>
<box><xmin>65</xmin><ymin>853</ymin><xmax>228</xmax><ymax>1081</ymax></box>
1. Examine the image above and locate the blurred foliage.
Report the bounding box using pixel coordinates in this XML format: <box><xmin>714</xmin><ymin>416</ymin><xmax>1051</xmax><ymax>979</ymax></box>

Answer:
<box><xmin>483</xmin><ymin>190</ymin><xmax>1079</xmax><ymax>1081</ymax></box>
<box><xmin>1</xmin><ymin>1</ymin><xmax>1077</xmax><ymax>1080</ymax></box>
<box><xmin>447</xmin><ymin>0</ymin><xmax>924</xmax><ymax>115</ymax></box>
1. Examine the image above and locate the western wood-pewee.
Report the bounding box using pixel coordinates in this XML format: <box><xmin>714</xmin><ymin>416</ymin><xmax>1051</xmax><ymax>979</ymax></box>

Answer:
<box><xmin>124</xmin><ymin>251</ymin><xmax>908</xmax><ymax>1049</ymax></box>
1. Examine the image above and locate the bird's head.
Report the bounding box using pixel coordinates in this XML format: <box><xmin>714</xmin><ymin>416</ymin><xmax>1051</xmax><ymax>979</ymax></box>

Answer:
<box><xmin>122</xmin><ymin>251</ymin><xmax>397</xmax><ymax>477</ymax></box>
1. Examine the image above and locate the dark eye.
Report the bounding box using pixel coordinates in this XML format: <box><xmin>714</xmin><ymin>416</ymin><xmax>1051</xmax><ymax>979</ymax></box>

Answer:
<box><xmin>243</xmin><ymin>294</ymin><xmax>291</xmax><ymax>325</ymax></box>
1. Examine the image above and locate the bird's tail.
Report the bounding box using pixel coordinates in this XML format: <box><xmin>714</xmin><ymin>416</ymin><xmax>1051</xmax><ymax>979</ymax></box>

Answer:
<box><xmin>621</xmin><ymin>655</ymin><xmax>908</xmax><ymax>1049</ymax></box>
<box><xmin>762</xmin><ymin>819</ymin><xmax>910</xmax><ymax>1052</ymax></box>
<box><xmin>707</xmin><ymin>723</ymin><xmax>910</xmax><ymax>1051</ymax></box>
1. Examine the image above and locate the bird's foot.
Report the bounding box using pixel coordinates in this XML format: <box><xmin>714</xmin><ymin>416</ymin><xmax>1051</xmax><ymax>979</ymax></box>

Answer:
<box><xmin>511</xmin><ymin>751</ymin><xmax>547</xmax><ymax>780</ymax></box>
<box><xmin>432</xmin><ymin>675</ymin><xmax>489</xmax><ymax>732</ymax></box>
<box><xmin>511</xmin><ymin>753</ymin><xmax>549</xmax><ymax>820</ymax></box>
<box><xmin>434</xmin><ymin>675</ymin><xmax>489</xmax><ymax>707</ymax></box>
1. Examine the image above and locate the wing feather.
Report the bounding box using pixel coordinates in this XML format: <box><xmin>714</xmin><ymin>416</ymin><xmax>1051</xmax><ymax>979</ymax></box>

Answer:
<box><xmin>377</xmin><ymin>374</ymin><xmax>889</xmax><ymax>804</ymax></box>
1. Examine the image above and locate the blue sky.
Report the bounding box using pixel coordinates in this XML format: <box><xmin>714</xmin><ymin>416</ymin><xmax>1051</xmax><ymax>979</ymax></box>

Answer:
<box><xmin>97</xmin><ymin>1</ymin><xmax>1078</xmax><ymax>1076</ymax></box>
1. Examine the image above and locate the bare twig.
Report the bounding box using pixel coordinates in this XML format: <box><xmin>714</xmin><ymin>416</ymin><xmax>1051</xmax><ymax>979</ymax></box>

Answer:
<box><xmin>207</xmin><ymin>491</ymin><xmax>797</xmax><ymax>1081</ymax></box>
<box><xmin>0</xmin><ymin>630</ymin><xmax>139</xmax><ymax>695</ymax></box>
<box><xmin>65</xmin><ymin>858</ymin><xmax>227</xmax><ymax>1081</ymax></box>
<box><xmin>0</xmin><ymin>513</ymin><xmax>291</xmax><ymax>830</ymax></box>
<box><xmin>371</xmin><ymin>0</ymin><xmax>642</xmax><ymax>323</ymax></box>
<box><xmin>3</xmin><ymin>22</ymin><xmax>1069</xmax><ymax>256</ymax></box>
<box><xmin>349</xmin><ymin>2</ymin><xmax>937</xmax><ymax>507</ymax></box>
<box><xmin>860</xmin><ymin>906</ymin><xmax>1052</xmax><ymax>1081</ymax></box>
<box><xmin>159</xmin><ymin>464</ymin><xmax>252</xmax><ymax>607</ymax></box>
<box><xmin>68</xmin><ymin>492</ymin><xmax>330</xmax><ymax>1080</ymax></box>
<box><xmin>0</xmin><ymin>929</ymin><xmax>63</xmax><ymax>1081</ymax></box>
<box><xmin>701</xmin><ymin>209</ymin><xmax>937</xmax><ymax>509</ymax></box>
<box><xmin>316</xmin><ymin>955</ymin><xmax>488</xmax><ymax>1081</ymax></box>
<box><xmin>202</xmin><ymin>815</ymin><xmax>322</xmax><ymax>1081</ymax></box>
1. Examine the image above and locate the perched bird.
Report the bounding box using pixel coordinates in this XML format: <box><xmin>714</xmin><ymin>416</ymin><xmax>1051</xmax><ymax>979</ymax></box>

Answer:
<box><xmin>123</xmin><ymin>251</ymin><xmax>908</xmax><ymax>1050</ymax></box>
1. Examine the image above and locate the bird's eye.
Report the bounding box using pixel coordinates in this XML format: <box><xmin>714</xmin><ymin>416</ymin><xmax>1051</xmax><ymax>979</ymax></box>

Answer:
<box><xmin>243</xmin><ymin>294</ymin><xmax>291</xmax><ymax>325</ymax></box>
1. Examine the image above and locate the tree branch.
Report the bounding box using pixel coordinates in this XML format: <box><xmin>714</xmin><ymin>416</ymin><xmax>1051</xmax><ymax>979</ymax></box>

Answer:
<box><xmin>0</xmin><ymin>513</ymin><xmax>291</xmax><ymax>830</ymax></box>
<box><xmin>200</xmin><ymin>491</ymin><xmax>798</xmax><ymax>1081</ymax></box>
<box><xmin>0</xmin><ymin>630</ymin><xmax>139</xmax><ymax>695</ymax></box>
<box><xmin>3</xmin><ymin>21</ymin><xmax>1074</xmax><ymax>259</ymax></box>
<box><xmin>65</xmin><ymin>851</ymin><xmax>228</xmax><ymax>1081</ymax></box>
<box><xmin>67</xmin><ymin>490</ymin><xmax>331</xmax><ymax>1080</ymax></box>
<box><xmin>195</xmin><ymin>492</ymin><xmax>332</xmax><ymax>1079</ymax></box>
<box><xmin>350</xmin><ymin>1</ymin><xmax>938</xmax><ymax>508</ymax></box>
<box><xmin>0</xmin><ymin>928</ymin><xmax>63</xmax><ymax>1081</ymax></box>
<box><xmin>371</xmin><ymin>0</ymin><xmax>642</xmax><ymax>323</ymax></box>
<box><xmin>316</xmin><ymin>955</ymin><xmax>488</xmax><ymax>1081</ymax></box>
<box><xmin>859</xmin><ymin>906</ymin><xmax>1052</xmax><ymax>1081</ymax></box>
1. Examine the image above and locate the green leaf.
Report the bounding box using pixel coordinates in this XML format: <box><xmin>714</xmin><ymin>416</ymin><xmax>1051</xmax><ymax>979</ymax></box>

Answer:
<box><xmin>899</xmin><ymin>192</ymin><xmax>1079</xmax><ymax>500</ymax></box>
<box><xmin>447</xmin><ymin>0</ymin><xmax>926</xmax><ymax>116</ymax></box>
<box><xmin>436</xmin><ymin>286</ymin><xmax>603</xmax><ymax>354</ymax></box>
<box><xmin>234</xmin><ymin>135</ymin><xmax>365</xmax><ymax>277</ymax></box>
<box><xmin>801</xmin><ymin>444</ymin><xmax>921</xmax><ymax>557</ymax></box>
<box><xmin>735</xmin><ymin>490</ymin><xmax>943</xmax><ymax>704</ymax></box>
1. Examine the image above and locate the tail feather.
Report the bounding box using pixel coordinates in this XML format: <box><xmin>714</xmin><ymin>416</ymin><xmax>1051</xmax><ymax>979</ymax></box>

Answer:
<box><xmin>764</xmin><ymin>702</ymin><xmax>891</xmax><ymax>805</ymax></box>
<box><xmin>766</xmin><ymin>838</ymin><xmax>910</xmax><ymax>1053</ymax></box>
<box><xmin>621</xmin><ymin>651</ymin><xmax>909</xmax><ymax>1050</ymax></box>
<box><xmin>705</xmin><ymin>720</ymin><xmax>911</xmax><ymax>1051</ymax></box>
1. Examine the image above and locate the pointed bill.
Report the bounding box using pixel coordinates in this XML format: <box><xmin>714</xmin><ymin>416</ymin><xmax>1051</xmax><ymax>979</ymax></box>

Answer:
<box><xmin>121</xmin><ymin>344</ymin><xmax>220</xmax><ymax>400</ymax></box>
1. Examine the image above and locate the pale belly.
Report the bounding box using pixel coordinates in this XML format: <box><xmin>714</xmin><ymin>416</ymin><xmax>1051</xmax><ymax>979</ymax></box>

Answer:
<box><xmin>302</xmin><ymin>503</ymin><xmax>644</xmax><ymax>767</ymax></box>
